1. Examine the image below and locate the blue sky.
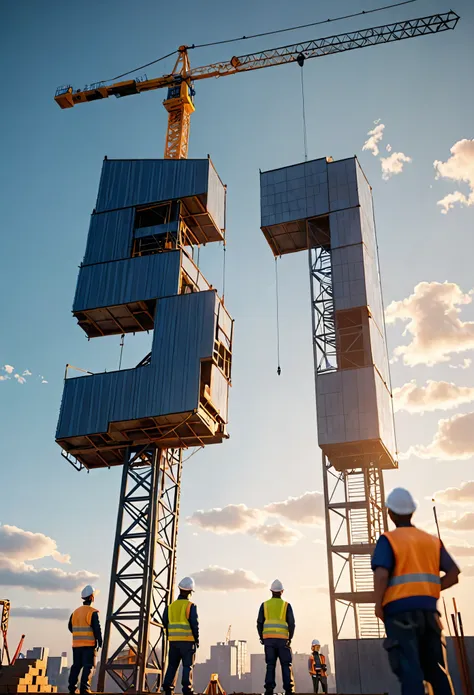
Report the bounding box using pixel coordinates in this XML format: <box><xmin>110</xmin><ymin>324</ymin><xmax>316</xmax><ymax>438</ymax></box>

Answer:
<box><xmin>1</xmin><ymin>0</ymin><xmax>474</xmax><ymax>666</ymax></box>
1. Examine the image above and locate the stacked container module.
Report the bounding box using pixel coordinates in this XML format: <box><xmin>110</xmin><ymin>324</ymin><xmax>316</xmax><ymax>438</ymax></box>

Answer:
<box><xmin>56</xmin><ymin>158</ymin><xmax>233</xmax><ymax>470</ymax></box>
<box><xmin>260</xmin><ymin>156</ymin><xmax>397</xmax><ymax>471</ymax></box>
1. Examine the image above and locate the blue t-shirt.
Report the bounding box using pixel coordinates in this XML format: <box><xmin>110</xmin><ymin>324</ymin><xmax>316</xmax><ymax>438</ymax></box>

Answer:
<box><xmin>371</xmin><ymin>532</ymin><xmax>456</xmax><ymax>616</ymax></box>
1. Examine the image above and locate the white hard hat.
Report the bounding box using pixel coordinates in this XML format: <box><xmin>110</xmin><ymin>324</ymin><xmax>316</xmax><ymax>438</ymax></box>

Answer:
<box><xmin>270</xmin><ymin>579</ymin><xmax>284</xmax><ymax>592</ymax></box>
<box><xmin>178</xmin><ymin>576</ymin><xmax>195</xmax><ymax>591</ymax></box>
<box><xmin>81</xmin><ymin>585</ymin><xmax>96</xmax><ymax>599</ymax></box>
<box><xmin>386</xmin><ymin>488</ymin><xmax>417</xmax><ymax>515</ymax></box>
<box><xmin>311</xmin><ymin>639</ymin><xmax>320</xmax><ymax>647</ymax></box>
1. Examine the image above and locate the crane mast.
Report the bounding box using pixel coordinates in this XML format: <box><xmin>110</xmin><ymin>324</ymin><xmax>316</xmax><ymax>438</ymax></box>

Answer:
<box><xmin>55</xmin><ymin>11</ymin><xmax>458</xmax><ymax>160</ymax></box>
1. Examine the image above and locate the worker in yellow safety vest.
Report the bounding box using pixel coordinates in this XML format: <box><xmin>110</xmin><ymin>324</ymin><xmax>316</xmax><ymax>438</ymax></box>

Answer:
<box><xmin>372</xmin><ymin>487</ymin><xmax>461</xmax><ymax>695</ymax></box>
<box><xmin>162</xmin><ymin>577</ymin><xmax>199</xmax><ymax>695</ymax></box>
<box><xmin>257</xmin><ymin>579</ymin><xmax>295</xmax><ymax>695</ymax></box>
<box><xmin>68</xmin><ymin>585</ymin><xmax>102</xmax><ymax>695</ymax></box>
<box><xmin>308</xmin><ymin>640</ymin><xmax>327</xmax><ymax>694</ymax></box>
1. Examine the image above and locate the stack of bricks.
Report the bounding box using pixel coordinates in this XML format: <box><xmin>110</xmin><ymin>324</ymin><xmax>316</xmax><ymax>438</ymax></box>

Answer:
<box><xmin>0</xmin><ymin>659</ymin><xmax>57</xmax><ymax>693</ymax></box>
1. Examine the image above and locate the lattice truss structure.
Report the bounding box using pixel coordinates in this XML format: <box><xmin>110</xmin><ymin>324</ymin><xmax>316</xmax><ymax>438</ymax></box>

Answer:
<box><xmin>98</xmin><ymin>447</ymin><xmax>182</xmax><ymax>693</ymax></box>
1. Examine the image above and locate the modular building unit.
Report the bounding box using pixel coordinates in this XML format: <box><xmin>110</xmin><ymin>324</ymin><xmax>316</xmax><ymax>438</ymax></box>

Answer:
<box><xmin>260</xmin><ymin>156</ymin><xmax>397</xmax><ymax>471</ymax></box>
<box><xmin>56</xmin><ymin>157</ymin><xmax>232</xmax><ymax>470</ymax></box>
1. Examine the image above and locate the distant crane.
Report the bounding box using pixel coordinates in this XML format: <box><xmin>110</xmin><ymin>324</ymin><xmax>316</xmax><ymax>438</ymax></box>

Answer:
<box><xmin>55</xmin><ymin>11</ymin><xmax>459</xmax><ymax>160</ymax></box>
<box><xmin>225</xmin><ymin>625</ymin><xmax>232</xmax><ymax>645</ymax></box>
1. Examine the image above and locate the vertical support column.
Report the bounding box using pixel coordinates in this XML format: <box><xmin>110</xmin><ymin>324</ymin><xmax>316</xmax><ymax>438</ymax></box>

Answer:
<box><xmin>98</xmin><ymin>446</ymin><xmax>182</xmax><ymax>693</ymax></box>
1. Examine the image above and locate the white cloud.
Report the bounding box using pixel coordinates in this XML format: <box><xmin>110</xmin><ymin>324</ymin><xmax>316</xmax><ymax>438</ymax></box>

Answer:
<box><xmin>192</xmin><ymin>566</ymin><xmax>266</xmax><ymax>591</ymax></box>
<box><xmin>386</xmin><ymin>144</ymin><xmax>392</xmax><ymax>153</ymax></box>
<box><xmin>434</xmin><ymin>139</ymin><xmax>474</xmax><ymax>214</ymax></box>
<box><xmin>0</xmin><ymin>524</ymin><xmax>70</xmax><ymax>564</ymax></box>
<box><xmin>380</xmin><ymin>152</ymin><xmax>412</xmax><ymax>180</ymax></box>
<box><xmin>362</xmin><ymin>123</ymin><xmax>385</xmax><ymax>157</ymax></box>
<box><xmin>447</xmin><ymin>543</ymin><xmax>474</xmax><ymax>558</ymax></box>
<box><xmin>443</xmin><ymin>512</ymin><xmax>474</xmax><ymax>531</ymax></box>
<box><xmin>0</xmin><ymin>376</ymin><xmax>9</xmax><ymax>382</ymax></box>
<box><xmin>42</xmin><ymin>380</ymin><xmax>48</xmax><ymax>384</ymax></box>
<box><xmin>22</xmin><ymin>370</ymin><xmax>32</xmax><ymax>377</ymax></box>
<box><xmin>14</xmin><ymin>374</ymin><xmax>26</xmax><ymax>385</ymax></box>
<box><xmin>265</xmin><ymin>491</ymin><xmax>324</xmax><ymax>525</ymax></box>
<box><xmin>300</xmin><ymin>585</ymin><xmax>329</xmax><ymax>593</ymax></box>
<box><xmin>0</xmin><ymin>556</ymin><xmax>98</xmax><ymax>593</ymax></box>
<box><xmin>434</xmin><ymin>481</ymin><xmax>474</xmax><ymax>505</ymax></box>
<box><xmin>12</xmin><ymin>606</ymin><xmax>71</xmax><ymax>620</ymax></box>
<box><xmin>404</xmin><ymin>411</ymin><xmax>474</xmax><ymax>461</ymax></box>
<box><xmin>3</xmin><ymin>365</ymin><xmax>14</xmax><ymax>374</ymax></box>
<box><xmin>393</xmin><ymin>380</ymin><xmax>474</xmax><ymax>413</ymax></box>
<box><xmin>386</xmin><ymin>281</ymin><xmax>474</xmax><ymax>366</ymax></box>
<box><xmin>187</xmin><ymin>504</ymin><xmax>263</xmax><ymax>534</ymax></box>
<box><xmin>450</xmin><ymin>358</ymin><xmax>472</xmax><ymax>370</ymax></box>
<box><xmin>248</xmin><ymin>523</ymin><xmax>302</xmax><ymax>546</ymax></box>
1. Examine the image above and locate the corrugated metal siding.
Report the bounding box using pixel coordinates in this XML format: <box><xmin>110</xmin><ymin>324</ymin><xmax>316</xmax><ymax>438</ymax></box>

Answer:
<box><xmin>56</xmin><ymin>290</ymin><xmax>219</xmax><ymax>439</ymax></box>
<box><xmin>73</xmin><ymin>252</ymin><xmax>181</xmax><ymax>312</ymax></box>
<box><xmin>83</xmin><ymin>208</ymin><xmax>134</xmax><ymax>265</ymax></box>
<box><xmin>207</xmin><ymin>161</ymin><xmax>226</xmax><ymax>231</ymax></box>
<box><xmin>211</xmin><ymin>366</ymin><xmax>229</xmax><ymax>422</ymax></box>
<box><xmin>95</xmin><ymin>159</ymin><xmax>211</xmax><ymax>213</ymax></box>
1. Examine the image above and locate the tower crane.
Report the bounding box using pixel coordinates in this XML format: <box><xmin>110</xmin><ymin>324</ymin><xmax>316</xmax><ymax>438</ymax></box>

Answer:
<box><xmin>55</xmin><ymin>11</ymin><xmax>459</xmax><ymax>159</ymax></box>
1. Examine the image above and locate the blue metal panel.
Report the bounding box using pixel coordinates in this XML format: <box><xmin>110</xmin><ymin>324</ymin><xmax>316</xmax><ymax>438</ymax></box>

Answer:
<box><xmin>83</xmin><ymin>208</ymin><xmax>134</xmax><ymax>265</ymax></box>
<box><xmin>207</xmin><ymin>161</ymin><xmax>226</xmax><ymax>231</ymax></box>
<box><xmin>73</xmin><ymin>252</ymin><xmax>181</xmax><ymax>312</ymax></box>
<box><xmin>56</xmin><ymin>291</ymin><xmax>219</xmax><ymax>439</ymax></box>
<box><xmin>95</xmin><ymin>159</ymin><xmax>211</xmax><ymax>213</ymax></box>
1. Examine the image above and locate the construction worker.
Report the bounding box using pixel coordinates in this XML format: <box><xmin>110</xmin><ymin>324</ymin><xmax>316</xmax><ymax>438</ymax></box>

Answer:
<box><xmin>68</xmin><ymin>585</ymin><xmax>102</xmax><ymax>695</ymax></box>
<box><xmin>162</xmin><ymin>577</ymin><xmax>199</xmax><ymax>695</ymax></box>
<box><xmin>308</xmin><ymin>640</ymin><xmax>327</xmax><ymax>694</ymax></box>
<box><xmin>257</xmin><ymin>579</ymin><xmax>295</xmax><ymax>695</ymax></box>
<box><xmin>372</xmin><ymin>487</ymin><xmax>460</xmax><ymax>695</ymax></box>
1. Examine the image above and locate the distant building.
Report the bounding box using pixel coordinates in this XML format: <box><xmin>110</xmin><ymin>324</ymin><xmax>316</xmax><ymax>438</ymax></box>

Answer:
<box><xmin>47</xmin><ymin>652</ymin><xmax>69</xmax><ymax>690</ymax></box>
<box><xmin>193</xmin><ymin>639</ymin><xmax>250</xmax><ymax>694</ymax></box>
<box><xmin>26</xmin><ymin>647</ymin><xmax>49</xmax><ymax>662</ymax></box>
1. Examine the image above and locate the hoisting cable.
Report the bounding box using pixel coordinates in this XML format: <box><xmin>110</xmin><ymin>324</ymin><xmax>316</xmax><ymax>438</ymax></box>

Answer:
<box><xmin>275</xmin><ymin>258</ymin><xmax>282</xmax><ymax>376</ymax></box>
<box><xmin>299</xmin><ymin>57</ymin><xmax>309</xmax><ymax>162</ymax></box>
<box><xmin>118</xmin><ymin>333</ymin><xmax>125</xmax><ymax>370</ymax></box>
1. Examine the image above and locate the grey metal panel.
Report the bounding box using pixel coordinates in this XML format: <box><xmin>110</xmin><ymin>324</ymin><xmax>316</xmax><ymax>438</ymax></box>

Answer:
<box><xmin>133</xmin><ymin>220</ymin><xmax>179</xmax><ymax>240</ymax></box>
<box><xmin>207</xmin><ymin>160</ymin><xmax>226</xmax><ymax>231</ymax></box>
<box><xmin>83</xmin><ymin>208</ymin><xmax>134</xmax><ymax>265</ymax></box>
<box><xmin>95</xmin><ymin>159</ymin><xmax>211</xmax><ymax>213</ymax></box>
<box><xmin>210</xmin><ymin>366</ymin><xmax>229</xmax><ymax>422</ymax></box>
<box><xmin>260</xmin><ymin>158</ymin><xmax>329</xmax><ymax>227</ymax></box>
<box><xmin>73</xmin><ymin>252</ymin><xmax>181</xmax><ymax>312</ymax></box>
<box><xmin>328</xmin><ymin>158</ymin><xmax>358</xmax><ymax>211</ymax></box>
<box><xmin>56</xmin><ymin>291</ymin><xmax>220</xmax><ymax>439</ymax></box>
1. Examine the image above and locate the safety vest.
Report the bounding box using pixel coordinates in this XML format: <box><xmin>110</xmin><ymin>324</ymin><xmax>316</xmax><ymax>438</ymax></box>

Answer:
<box><xmin>71</xmin><ymin>605</ymin><xmax>98</xmax><ymax>648</ymax></box>
<box><xmin>382</xmin><ymin>527</ymin><xmax>441</xmax><ymax>607</ymax></box>
<box><xmin>168</xmin><ymin>599</ymin><xmax>194</xmax><ymax>642</ymax></box>
<box><xmin>309</xmin><ymin>653</ymin><xmax>326</xmax><ymax>675</ymax></box>
<box><xmin>262</xmin><ymin>598</ymin><xmax>289</xmax><ymax>640</ymax></box>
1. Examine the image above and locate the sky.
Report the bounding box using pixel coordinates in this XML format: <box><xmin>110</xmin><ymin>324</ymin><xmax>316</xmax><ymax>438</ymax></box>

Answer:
<box><xmin>1</xmin><ymin>0</ymin><xmax>474</xmax><ymax>669</ymax></box>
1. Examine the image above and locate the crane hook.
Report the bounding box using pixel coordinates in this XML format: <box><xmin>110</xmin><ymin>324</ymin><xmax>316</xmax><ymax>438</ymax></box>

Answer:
<box><xmin>297</xmin><ymin>53</ymin><xmax>305</xmax><ymax>67</ymax></box>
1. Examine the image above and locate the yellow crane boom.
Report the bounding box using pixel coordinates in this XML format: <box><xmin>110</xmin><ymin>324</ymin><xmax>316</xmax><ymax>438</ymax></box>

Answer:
<box><xmin>55</xmin><ymin>11</ymin><xmax>459</xmax><ymax>159</ymax></box>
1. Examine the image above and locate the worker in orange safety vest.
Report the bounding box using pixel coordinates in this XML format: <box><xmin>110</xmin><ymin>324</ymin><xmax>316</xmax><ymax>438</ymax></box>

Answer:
<box><xmin>68</xmin><ymin>585</ymin><xmax>102</xmax><ymax>694</ymax></box>
<box><xmin>372</xmin><ymin>487</ymin><xmax>460</xmax><ymax>695</ymax></box>
<box><xmin>308</xmin><ymin>640</ymin><xmax>327</xmax><ymax>693</ymax></box>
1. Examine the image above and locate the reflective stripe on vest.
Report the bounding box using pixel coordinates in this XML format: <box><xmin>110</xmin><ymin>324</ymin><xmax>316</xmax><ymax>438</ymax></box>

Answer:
<box><xmin>71</xmin><ymin>605</ymin><xmax>98</xmax><ymax>648</ymax></box>
<box><xmin>309</xmin><ymin>654</ymin><xmax>326</xmax><ymax>675</ymax></box>
<box><xmin>262</xmin><ymin>598</ymin><xmax>289</xmax><ymax>640</ymax></box>
<box><xmin>382</xmin><ymin>527</ymin><xmax>441</xmax><ymax>607</ymax></box>
<box><xmin>168</xmin><ymin>599</ymin><xmax>194</xmax><ymax>642</ymax></box>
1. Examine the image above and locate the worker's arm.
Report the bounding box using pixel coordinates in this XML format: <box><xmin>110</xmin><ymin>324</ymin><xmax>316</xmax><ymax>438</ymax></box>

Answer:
<box><xmin>440</xmin><ymin>544</ymin><xmax>461</xmax><ymax>591</ymax></box>
<box><xmin>308</xmin><ymin>657</ymin><xmax>313</xmax><ymax>674</ymax></box>
<box><xmin>189</xmin><ymin>604</ymin><xmax>199</xmax><ymax>647</ymax></box>
<box><xmin>371</xmin><ymin>535</ymin><xmax>394</xmax><ymax>621</ymax></box>
<box><xmin>286</xmin><ymin>603</ymin><xmax>295</xmax><ymax>641</ymax></box>
<box><xmin>68</xmin><ymin>615</ymin><xmax>73</xmax><ymax>634</ymax></box>
<box><xmin>256</xmin><ymin>603</ymin><xmax>264</xmax><ymax>642</ymax></box>
<box><xmin>162</xmin><ymin>606</ymin><xmax>169</xmax><ymax>634</ymax></box>
<box><xmin>91</xmin><ymin>612</ymin><xmax>103</xmax><ymax>649</ymax></box>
